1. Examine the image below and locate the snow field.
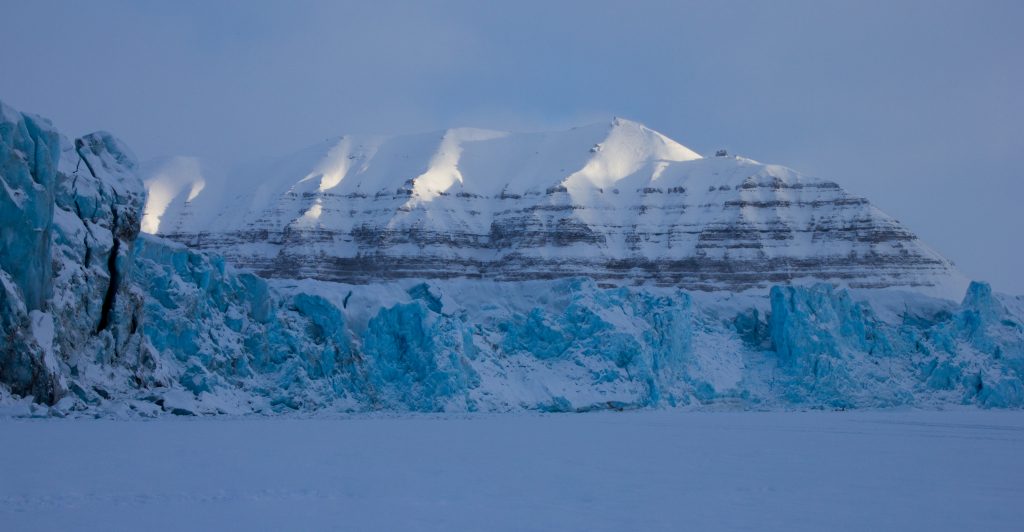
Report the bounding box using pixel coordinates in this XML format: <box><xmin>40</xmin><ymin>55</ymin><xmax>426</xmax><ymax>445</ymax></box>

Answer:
<box><xmin>2</xmin><ymin>410</ymin><xmax>1023</xmax><ymax>532</ymax></box>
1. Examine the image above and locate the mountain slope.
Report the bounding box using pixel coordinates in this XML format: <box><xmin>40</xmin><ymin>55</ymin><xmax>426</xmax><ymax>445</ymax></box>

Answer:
<box><xmin>144</xmin><ymin>119</ymin><xmax>966</xmax><ymax>297</ymax></box>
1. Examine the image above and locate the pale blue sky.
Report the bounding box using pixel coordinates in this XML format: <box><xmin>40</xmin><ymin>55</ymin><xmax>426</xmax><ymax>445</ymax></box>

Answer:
<box><xmin>2</xmin><ymin>0</ymin><xmax>1021</xmax><ymax>293</ymax></box>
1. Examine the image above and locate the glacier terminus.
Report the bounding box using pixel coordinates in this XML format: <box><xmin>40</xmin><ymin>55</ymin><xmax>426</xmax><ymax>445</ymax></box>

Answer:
<box><xmin>1</xmin><ymin>100</ymin><xmax>1022</xmax><ymax>417</ymax></box>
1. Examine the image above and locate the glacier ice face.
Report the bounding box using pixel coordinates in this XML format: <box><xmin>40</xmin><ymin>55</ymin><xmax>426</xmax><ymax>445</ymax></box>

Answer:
<box><xmin>768</xmin><ymin>284</ymin><xmax>904</xmax><ymax>407</ymax></box>
<box><xmin>914</xmin><ymin>282</ymin><xmax>1024</xmax><ymax>407</ymax></box>
<box><xmin>361</xmin><ymin>299</ymin><xmax>479</xmax><ymax>411</ymax></box>
<box><xmin>49</xmin><ymin>129</ymin><xmax>147</xmax><ymax>388</ymax></box>
<box><xmin>493</xmin><ymin>280</ymin><xmax>696</xmax><ymax>409</ymax></box>
<box><xmin>765</xmin><ymin>282</ymin><xmax>1024</xmax><ymax>408</ymax></box>
<box><xmin>128</xmin><ymin>236</ymin><xmax>363</xmax><ymax>412</ymax></box>
<box><xmin>1</xmin><ymin>99</ymin><xmax>1022</xmax><ymax>417</ymax></box>
<box><xmin>0</xmin><ymin>100</ymin><xmax>362</xmax><ymax>413</ymax></box>
<box><xmin>0</xmin><ymin>104</ymin><xmax>64</xmax><ymax>402</ymax></box>
<box><xmin>0</xmin><ymin>103</ymin><xmax>59</xmax><ymax>312</ymax></box>
<box><xmin>335</xmin><ymin>278</ymin><xmax>1023</xmax><ymax>412</ymax></box>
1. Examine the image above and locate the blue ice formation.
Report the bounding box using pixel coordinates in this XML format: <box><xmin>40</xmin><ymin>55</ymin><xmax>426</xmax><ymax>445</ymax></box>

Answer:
<box><xmin>497</xmin><ymin>280</ymin><xmax>695</xmax><ymax>409</ymax></box>
<box><xmin>912</xmin><ymin>282</ymin><xmax>1024</xmax><ymax>407</ymax></box>
<box><xmin>0</xmin><ymin>100</ymin><xmax>361</xmax><ymax>414</ymax></box>
<box><xmin>362</xmin><ymin>297</ymin><xmax>479</xmax><ymax>411</ymax></box>
<box><xmin>767</xmin><ymin>283</ymin><xmax>1023</xmax><ymax>408</ymax></box>
<box><xmin>1</xmin><ymin>99</ymin><xmax>1022</xmax><ymax>416</ymax></box>
<box><xmin>1</xmin><ymin>103</ymin><xmax>64</xmax><ymax>402</ymax></box>
<box><xmin>131</xmin><ymin>237</ymin><xmax>361</xmax><ymax>411</ymax></box>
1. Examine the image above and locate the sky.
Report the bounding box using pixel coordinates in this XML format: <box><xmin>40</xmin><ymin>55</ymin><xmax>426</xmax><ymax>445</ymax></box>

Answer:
<box><xmin>1</xmin><ymin>0</ymin><xmax>1021</xmax><ymax>293</ymax></box>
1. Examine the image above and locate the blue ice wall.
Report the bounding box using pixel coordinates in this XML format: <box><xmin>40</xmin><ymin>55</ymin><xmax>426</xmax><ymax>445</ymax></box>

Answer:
<box><xmin>914</xmin><ymin>282</ymin><xmax>1024</xmax><ymax>406</ymax></box>
<box><xmin>129</xmin><ymin>236</ymin><xmax>361</xmax><ymax>412</ymax></box>
<box><xmin>361</xmin><ymin>299</ymin><xmax>479</xmax><ymax>411</ymax></box>
<box><xmin>0</xmin><ymin>99</ymin><xmax>364</xmax><ymax>412</ymax></box>
<box><xmin>767</xmin><ymin>283</ymin><xmax>1024</xmax><ymax>407</ymax></box>
<box><xmin>0</xmin><ymin>102</ymin><xmax>58</xmax><ymax>312</ymax></box>
<box><xmin>497</xmin><ymin>279</ymin><xmax>696</xmax><ymax>409</ymax></box>
<box><xmin>768</xmin><ymin>284</ymin><xmax>898</xmax><ymax>407</ymax></box>
<box><xmin>0</xmin><ymin>103</ymin><xmax>62</xmax><ymax>401</ymax></box>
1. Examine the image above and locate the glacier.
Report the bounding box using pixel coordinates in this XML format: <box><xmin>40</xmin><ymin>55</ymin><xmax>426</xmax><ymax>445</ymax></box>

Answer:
<box><xmin>1</xmin><ymin>99</ymin><xmax>1022</xmax><ymax>417</ymax></box>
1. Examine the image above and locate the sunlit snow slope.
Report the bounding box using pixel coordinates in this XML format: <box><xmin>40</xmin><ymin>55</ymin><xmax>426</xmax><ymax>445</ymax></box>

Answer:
<box><xmin>145</xmin><ymin>119</ymin><xmax>966</xmax><ymax>297</ymax></box>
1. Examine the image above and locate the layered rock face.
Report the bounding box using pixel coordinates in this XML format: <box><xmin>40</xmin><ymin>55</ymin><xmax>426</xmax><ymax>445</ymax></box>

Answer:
<box><xmin>145</xmin><ymin>119</ymin><xmax>965</xmax><ymax>295</ymax></box>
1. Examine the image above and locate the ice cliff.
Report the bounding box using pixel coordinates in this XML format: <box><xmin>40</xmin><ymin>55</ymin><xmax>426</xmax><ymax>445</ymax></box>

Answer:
<box><xmin>1</xmin><ymin>101</ymin><xmax>1021</xmax><ymax>417</ymax></box>
<box><xmin>0</xmin><ymin>101</ymin><xmax>359</xmax><ymax>414</ymax></box>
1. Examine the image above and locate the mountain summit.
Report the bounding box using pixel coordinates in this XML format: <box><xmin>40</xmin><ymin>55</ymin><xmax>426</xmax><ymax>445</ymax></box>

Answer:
<box><xmin>143</xmin><ymin>119</ymin><xmax>965</xmax><ymax>296</ymax></box>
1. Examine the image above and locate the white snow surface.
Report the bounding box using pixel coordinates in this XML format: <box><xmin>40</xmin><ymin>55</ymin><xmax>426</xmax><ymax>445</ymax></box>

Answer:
<box><xmin>1</xmin><ymin>410</ymin><xmax>1022</xmax><ymax>532</ymax></box>
<box><xmin>144</xmin><ymin>118</ymin><xmax>702</xmax><ymax>234</ymax></box>
<box><xmin>144</xmin><ymin>118</ymin><xmax>965</xmax><ymax>296</ymax></box>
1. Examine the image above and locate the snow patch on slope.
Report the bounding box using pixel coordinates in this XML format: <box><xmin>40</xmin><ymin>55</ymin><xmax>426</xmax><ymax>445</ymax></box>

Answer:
<box><xmin>564</xmin><ymin>117</ymin><xmax>701</xmax><ymax>190</ymax></box>
<box><xmin>141</xmin><ymin>117</ymin><xmax>965</xmax><ymax>295</ymax></box>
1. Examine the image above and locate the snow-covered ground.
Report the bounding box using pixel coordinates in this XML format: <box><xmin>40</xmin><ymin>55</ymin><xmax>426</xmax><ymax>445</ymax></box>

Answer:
<box><xmin>2</xmin><ymin>410</ymin><xmax>1022</xmax><ymax>531</ymax></box>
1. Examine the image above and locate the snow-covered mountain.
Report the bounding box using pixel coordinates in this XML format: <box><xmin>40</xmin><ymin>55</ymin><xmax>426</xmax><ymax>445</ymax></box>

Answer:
<box><xmin>4</xmin><ymin>99</ymin><xmax>1021</xmax><ymax>417</ymax></box>
<box><xmin>144</xmin><ymin>119</ymin><xmax>966</xmax><ymax>297</ymax></box>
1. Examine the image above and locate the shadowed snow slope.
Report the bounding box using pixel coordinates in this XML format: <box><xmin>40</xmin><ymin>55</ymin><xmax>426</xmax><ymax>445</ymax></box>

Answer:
<box><xmin>145</xmin><ymin>118</ymin><xmax>966</xmax><ymax>297</ymax></box>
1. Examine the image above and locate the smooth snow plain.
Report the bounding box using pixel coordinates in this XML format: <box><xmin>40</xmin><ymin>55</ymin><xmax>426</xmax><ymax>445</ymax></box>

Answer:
<box><xmin>2</xmin><ymin>410</ymin><xmax>1023</xmax><ymax>532</ymax></box>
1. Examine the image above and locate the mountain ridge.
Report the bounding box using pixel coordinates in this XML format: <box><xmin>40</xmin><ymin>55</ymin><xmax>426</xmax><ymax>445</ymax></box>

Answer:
<box><xmin>144</xmin><ymin>118</ymin><xmax>966</xmax><ymax>298</ymax></box>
